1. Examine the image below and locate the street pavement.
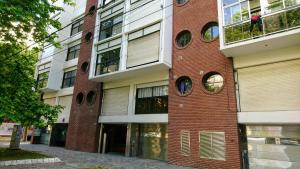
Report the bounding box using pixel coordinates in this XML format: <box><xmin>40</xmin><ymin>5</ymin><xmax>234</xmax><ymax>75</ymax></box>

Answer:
<box><xmin>0</xmin><ymin>142</ymin><xmax>193</xmax><ymax>169</ymax></box>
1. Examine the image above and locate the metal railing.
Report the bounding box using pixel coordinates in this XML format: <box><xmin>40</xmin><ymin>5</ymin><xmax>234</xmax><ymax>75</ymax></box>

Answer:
<box><xmin>223</xmin><ymin>5</ymin><xmax>300</xmax><ymax>45</ymax></box>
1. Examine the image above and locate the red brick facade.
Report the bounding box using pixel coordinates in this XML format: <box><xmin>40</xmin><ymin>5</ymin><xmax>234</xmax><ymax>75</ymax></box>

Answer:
<box><xmin>168</xmin><ymin>0</ymin><xmax>241</xmax><ymax>168</ymax></box>
<box><xmin>65</xmin><ymin>0</ymin><xmax>102</xmax><ymax>153</ymax></box>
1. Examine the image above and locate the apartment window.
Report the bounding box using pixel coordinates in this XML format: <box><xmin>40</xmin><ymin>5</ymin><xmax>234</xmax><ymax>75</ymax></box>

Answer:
<box><xmin>202</xmin><ymin>72</ymin><xmax>224</xmax><ymax>93</ymax></box>
<box><xmin>99</xmin><ymin>14</ymin><xmax>123</xmax><ymax>40</ymax></box>
<box><xmin>37</xmin><ymin>72</ymin><xmax>49</xmax><ymax>89</ymax></box>
<box><xmin>62</xmin><ymin>70</ymin><xmax>76</xmax><ymax>88</ymax></box>
<box><xmin>176</xmin><ymin>76</ymin><xmax>192</xmax><ymax>96</ymax></box>
<box><xmin>199</xmin><ymin>132</ymin><xmax>226</xmax><ymax>161</ymax></box>
<box><xmin>201</xmin><ymin>22</ymin><xmax>219</xmax><ymax>42</ymax></box>
<box><xmin>176</xmin><ymin>30</ymin><xmax>192</xmax><ymax>48</ymax></box>
<box><xmin>127</xmin><ymin>23</ymin><xmax>160</xmax><ymax>68</ymax></box>
<box><xmin>66</xmin><ymin>44</ymin><xmax>80</xmax><ymax>61</ymax></box>
<box><xmin>70</xmin><ymin>19</ymin><xmax>84</xmax><ymax>36</ymax></box>
<box><xmin>135</xmin><ymin>85</ymin><xmax>168</xmax><ymax>114</ymax></box>
<box><xmin>223</xmin><ymin>0</ymin><xmax>249</xmax><ymax>25</ymax></box>
<box><xmin>95</xmin><ymin>48</ymin><xmax>120</xmax><ymax>75</ymax></box>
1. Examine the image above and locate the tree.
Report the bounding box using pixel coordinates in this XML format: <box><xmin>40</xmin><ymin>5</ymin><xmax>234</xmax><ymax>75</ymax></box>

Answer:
<box><xmin>0</xmin><ymin>0</ymin><xmax>74</xmax><ymax>148</ymax></box>
<box><xmin>0</xmin><ymin>0</ymin><xmax>74</xmax><ymax>47</ymax></box>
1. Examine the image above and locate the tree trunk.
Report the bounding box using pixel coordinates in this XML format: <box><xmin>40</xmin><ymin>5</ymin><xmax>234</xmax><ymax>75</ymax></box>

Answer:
<box><xmin>9</xmin><ymin>125</ymin><xmax>22</xmax><ymax>149</ymax></box>
<box><xmin>22</xmin><ymin>127</ymin><xmax>28</xmax><ymax>141</ymax></box>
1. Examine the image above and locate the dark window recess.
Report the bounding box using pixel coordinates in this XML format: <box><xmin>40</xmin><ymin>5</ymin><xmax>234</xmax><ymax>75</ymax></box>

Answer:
<box><xmin>176</xmin><ymin>76</ymin><xmax>192</xmax><ymax>96</ymax></box>
<box><xmin>37</xmin><ymin>72</ymin><xmax>49</xmax><ymax>89</ymax></box>
<box><xmin>76</xmin><ymin>92</ymin><xmax>84</xmax><ymax>105</ymax></box>
<box><xmin>176</xmin><ymin>30</ymin><xmax>192</xmax><ymax>48</ymax></box>
<box><xmin>66</xmin><ymin>44</ymin><xmax>80</xmax><ymax>61</ymax></box>
<box><xmin>103</xmin><ymin>0</ymin><xmax>114</xmax><ymax>6</ymax></box>
<box><xmin>176</xmin><ymin>0</ymin><xmax>189</xmax><ymax>5</ymax></box>
<box><xmin>99</xmin><ymin>14</ymin><xmax>123</xmax><ymax>40</ymax></box>
<box><xmin>70</xmin><ymin>19</ymin><xmax>84</xmax><ymax>36</ymax></box>
<box><xmin>135</xmin><ymin>85</ymin><xmax>168</xmax><ymax>114</ymax></box>
<box><xmin>62</xmin><ymin>70</ymin><xmax>76</xmax><ymax>88</ymax></box>
<box><xmin>95</xmin><ymin>48</ymin><xmax>120</xmax><ymax>75</ymax></box>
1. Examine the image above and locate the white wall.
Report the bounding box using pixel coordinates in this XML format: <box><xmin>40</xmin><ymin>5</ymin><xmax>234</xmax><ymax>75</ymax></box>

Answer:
<box><xmin>90</xmin><ymin>0</ymin><xmax>173</xmax><ymax>80</ymax></box>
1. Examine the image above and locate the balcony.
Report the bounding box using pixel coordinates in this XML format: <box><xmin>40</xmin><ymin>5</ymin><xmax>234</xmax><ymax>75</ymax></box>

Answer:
<box><xmin>219</xmin><ymin>0</ymin><xmax>300</xmax><ymax>56</ymax></box>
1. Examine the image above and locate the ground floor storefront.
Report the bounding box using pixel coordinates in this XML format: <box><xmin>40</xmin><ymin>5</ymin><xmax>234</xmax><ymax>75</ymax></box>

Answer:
<box><xmin>99</xmin><ymin>123</ymin><xmax>168</xmax><ymax>161</ymax></box>
<box><xmin>240</xmin><ymin>125</ymin><xmax>300</xmax><ymax>169</ymax></box>
<box><xmin>31</xmin><ymin>123</ymin><xmax>68</xmax><ymax>147</ymax></box>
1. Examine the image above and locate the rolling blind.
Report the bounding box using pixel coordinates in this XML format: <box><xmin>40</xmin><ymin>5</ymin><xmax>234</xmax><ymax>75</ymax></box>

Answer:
<box><xmin>238</xmin><ymin>59</ymin><xmax>300</xmax><ymax>112</ymax></box>
<box><xmin>102</xmin><ymin>86</ymin><xmax>130</xmax><ymax>116</ymax></box>
<box><xmin>58</xmin><ymin>95</ymin><xmax>72</xmax><ymax>123</ymax></box>
<box><xmin>127</xmin><ymin>31</ymin><xmax>160</xmax><ymax>68</ymax></box>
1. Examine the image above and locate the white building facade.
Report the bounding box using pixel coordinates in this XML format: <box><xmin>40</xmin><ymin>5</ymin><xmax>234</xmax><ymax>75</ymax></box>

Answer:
<box><xmin>217</xmin><ymin>0</ymin><xmax>300</xmax><ymax>168</ymax></box>
<box><xmin>35</xmin><ymin>0</ymin><xmax>87</xmax><ymax>146</ymax></box>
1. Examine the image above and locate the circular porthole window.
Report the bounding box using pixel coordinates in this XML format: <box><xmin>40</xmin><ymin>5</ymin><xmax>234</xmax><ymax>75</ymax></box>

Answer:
<box><xmin>88</xmin><ymin>5</ymin><xmax>96</xmax><ymax>16</ymax></box>
<box><xmin>176</xmin><ymin>0</ymin><xmax>189</xmax><ymax>5</ymax></box>
<box><xmin>176</xmin><ymin>30</ymin><xmax>192</xmax><ymax>48</ymax></box>
<box><xmin>201</xmin><ymin>22</ymin><xmax>219</xmax><ymax>42</ymax></box>
<box><xmin>176</xmin><ymin>76</ymin><xmax>193</xmax><ymax>96</ymax></box>
<box><xmin>76</xmin><ymin>92</ymin><xmax>85</xmax><ymax>105</ymax></box>
<box><xmin>85</xmin><ymin>32</ymin><xmax>93</xmax><ymax>43</ymax></box>
<box><xmin>86</xmin><ymin>91</ymin><xmax>96</xmax><ymax>105</ymax></box>
<box><xmin>202</xmin><ymin>72</ymin><xmax>224</xmax><ymax>93</ymax></box>
<box><xmin>81</xmin><ymin>61</ymin><xmax>89</xmax><ymax>73</ymax></box>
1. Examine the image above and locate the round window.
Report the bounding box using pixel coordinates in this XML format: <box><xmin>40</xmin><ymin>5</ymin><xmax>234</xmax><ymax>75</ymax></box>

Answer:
<box><xmin>88</xmin><ymin>5</ymin><xmax>96</xmax><ymax>16</ymax></box>
<box><xmin>176</xmin><ymin>30</ymin><xmax>192</xmax><ymax>48</ymax></box>
<box><xmin>176</xmin><ymin>76</ymin><xmax>192</xmax><ymax>96</ymax></box>
<box><xmin>176</xmin><ymin>0</ymin><xmax>189</xmax><ymax>5</ymax></box>
<box><xmin>76</xmin><ymin>92</ymin><xmax>85</xmax><ymax>105</ymax></box>
<box><xmin>85</xmin><ymin>32</ymin><xmax>93</xmax><ymax>43</ymax></box>
<box><xmin>81</xmin><ymin>61</ymin><xmax>89</xmax><ymax>73</ymax></box>
<box><xmin>202</xmin><ymin>72</ymin><xmax>224</xmax><ymax>93</ymax></box>
<box><xmin>86</xmin><ymin>91</ymin><xmax>96</xmax><ymax>105</ymax></box>
<box><xmin>201</xmin><ymin>22</ymin><xmax>219</xmax><ymax>42</ymax></box>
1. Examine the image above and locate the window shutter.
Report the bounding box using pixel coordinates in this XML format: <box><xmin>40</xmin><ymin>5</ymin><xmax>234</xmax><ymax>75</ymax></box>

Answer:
<box><xmin>180</xmin><ymin>130</ymin><xmax>190</xmax><ymax>156</ymax></box>
<box><xmin>199</xmin><ymin>132</ymin><xmax>212</xmax><ymax>159</ymax></box>
<box><xmin>238</xmin><ymin>59</ymin><xmax>300</xmax><ymax>111</ymax></box>
<box><xmin>199</xmin><ymin>131</ymin><xmax>226</xmax><ymax>160</ymax></box>
<box><xmin>212</xmin><ymin>132</ymin><xmax>226</xmax><ymax>160</ymax></box>
<box><xmin>58</xmin><ymin>96</ymin><xmax>72</xmax><ymax>123</ymax></box>
<box><xmin>127</xmin><ymin>31</ymin><xmax>160</xmax><ymax>68</ymax></box>
<box><xmin>102</xmin><ymin>86</ymin><xmax>130</xmax><ymax>116</ymax></box>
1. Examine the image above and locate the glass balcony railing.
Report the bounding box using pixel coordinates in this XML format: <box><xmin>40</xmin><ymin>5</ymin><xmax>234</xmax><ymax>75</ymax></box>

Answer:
<box><xmin>224</xmin><ymin>6</ymin><xmax>300</xmax><ymax>45</ymax></box>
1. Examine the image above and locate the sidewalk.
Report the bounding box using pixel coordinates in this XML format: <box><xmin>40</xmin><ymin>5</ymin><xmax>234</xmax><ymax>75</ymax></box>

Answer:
<box><xmin>0</xmin><ymin>143</ymin><xmax>193</xmax><ymax>169</ymax></box>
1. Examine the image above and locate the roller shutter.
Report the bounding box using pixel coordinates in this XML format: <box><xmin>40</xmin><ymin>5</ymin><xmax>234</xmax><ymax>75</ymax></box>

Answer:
<box><xmin>58</xmin><ymin>95</ymin><xmax>72</xmax><ymax>123</ymax></box>
<box><xmin>238</xmin><ymin>59</ymin><xmax>300</xmax><ymax>112</ymax></box>
<box><xmin>127</xmin><ymin>32</ymin><xmax>160</xmax><ymax>68</ymax></box>
<box><xmin>102</xmin><ymin>86</ymin><xmax>130</xmax><ymax>116</ymax></box>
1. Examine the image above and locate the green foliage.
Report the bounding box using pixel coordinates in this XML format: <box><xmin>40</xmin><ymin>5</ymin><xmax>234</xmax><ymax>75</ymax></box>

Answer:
<box><xmin>0</xmin><ymin>148</ymin><xmax>49</xmax><ymax>161</ymax></box>
<box><xmin>0</xmin><ymin>43</ymin><xmax>63</xmax><ymax>127</ymax></box>
<box><xmin>0</xmin><ymin>0</ymin><xmax>75</xmax><ymax>127</ymax></box>
<box><xmin>0</xmin><ymin>0</ymin><xmax>74</xmax><ymax>47</ymax></box>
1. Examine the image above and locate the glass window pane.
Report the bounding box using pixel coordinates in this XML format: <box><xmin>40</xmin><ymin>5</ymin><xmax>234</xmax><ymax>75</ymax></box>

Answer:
<box><xmin>224</xmin><ymin>7</ymin><xmax>232</xmax><ymax>25</ymax></box>
<box><xmin>241</xmin><ymin>1</ymin><xmax>250</xmax><ymax>21</ymax></box>
<box><xmin>232</xmin><ymin>4</ymin><xmax>241</xmax><ymax>23</ymax></box>
<box><xmin>112</xmin><ymin>23</ymin><xmax>122</xmax><ymax>36</ymax></box>
<box><xmin>263</xmin><ymin>0</ymin><xmax>284</xmax><ymax>14</ymax></box>
<box><xmin>223</xmin><ymin>0</ymin><xmax>238</xmax><ymax>6</ymax></box>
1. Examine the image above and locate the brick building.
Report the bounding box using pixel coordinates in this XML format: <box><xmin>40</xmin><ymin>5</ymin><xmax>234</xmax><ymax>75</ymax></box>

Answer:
<box><xmin>36</xmin><ymin>0</ymin><xmax>300</xmax><ymax>168</ymax></box>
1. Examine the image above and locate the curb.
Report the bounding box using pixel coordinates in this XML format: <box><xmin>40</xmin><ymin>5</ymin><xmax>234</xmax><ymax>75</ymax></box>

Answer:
<box><xmin>0</xmin><ymin>157</ymin><xmax>62</xmax><ymax>166</ymax></box>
